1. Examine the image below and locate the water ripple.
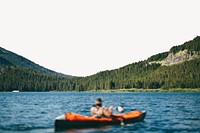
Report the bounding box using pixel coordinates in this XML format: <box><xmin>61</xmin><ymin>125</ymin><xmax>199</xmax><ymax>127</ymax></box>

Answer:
<box><xmin>0</xmin><ymin>92</ymin><xmax>200</xmax><ymax>133</ymax></box>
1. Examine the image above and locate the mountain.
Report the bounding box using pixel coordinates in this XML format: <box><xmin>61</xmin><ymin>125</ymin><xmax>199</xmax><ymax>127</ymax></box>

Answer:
<box><xmin>0</xmin><ymin>36</ymin><xmax>200</xmax><ymax>91</ymax></box>
<box><xmin>72</xmin><ymin>36</ymin><xmax>200</xmax><ymax>91</ymax></box>
<box><xmin>0</xmin><ymin>47</ymin><xmax>73</xmax><ymax>91</ymax></box>
<box><xmin>0</xmin><ymin>47</ymin><xmax>71</xmax><ymax>77</ymax></box>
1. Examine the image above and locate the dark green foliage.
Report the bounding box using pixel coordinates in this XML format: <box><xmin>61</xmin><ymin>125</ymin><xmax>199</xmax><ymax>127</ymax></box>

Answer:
<box><xmin>142</xmin><ymin>59</ymin><xmax>200</xmax><ymax>89</ymax></box>
<box><xmin>0</xmin><ymin>36</ymin><xmax>200</xmax><ymax>91</ymax></box>
<box><xmin>147</xmin><ymin>52</ymin><xmax>168</xmax><ymax>61</ymax></box>
<box><xmin>0</xmin><ymin>59</ymin><xmax>199</xmax><ymax>91</ymax></box>
<box><xmin>0</xmin><ymin>66</ymin><xmax>74</xmax><ymax>91</ymax></box>
<box><xmin>0</xmin><ymin>57</ymin><xmax>14</xmax><ymax>66</ymax></box>
<box><xmin>73</xmin><ymin>59</ymin><xmax>200</xmax><ymax>90</ymax></box>
<box><xmin>170</xmin><ymin>36</ymin><xmax>200</xmax><ymax>54</ymax></box>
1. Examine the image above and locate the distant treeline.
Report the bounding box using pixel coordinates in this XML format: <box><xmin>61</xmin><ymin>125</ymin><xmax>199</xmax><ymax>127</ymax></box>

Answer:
<box><xmin>74</xmin><ymin>59</ymin><xmax>200</xmax><ymax>91</ymax></box>
<box><xmin>0</xmin><ymin>66</ymin><xmax>72</xmax><ymax>91</ymax></box>
<box><xmin>0</xmin><ymin>58</ymin><xmax>200</xmax><ymax>92</ymax></box>
<box><xmin>0</xmin><ymin>36</ymin><xmax>200</xmax><ymax>91</ymax></box>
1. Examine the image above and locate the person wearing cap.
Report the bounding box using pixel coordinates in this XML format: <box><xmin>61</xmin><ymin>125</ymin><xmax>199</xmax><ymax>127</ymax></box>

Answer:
<box><xmin>90</xmin><ymin>98</ymin><xmax>113</xmax><ymax>117</ymax></box>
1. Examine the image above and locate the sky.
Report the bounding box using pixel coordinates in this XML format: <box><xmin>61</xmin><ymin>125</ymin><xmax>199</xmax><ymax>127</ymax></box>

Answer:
<box><xmin>0</xmin><ymin>0</ymin><xmax>200</xmax><ymax>76</ymax></box>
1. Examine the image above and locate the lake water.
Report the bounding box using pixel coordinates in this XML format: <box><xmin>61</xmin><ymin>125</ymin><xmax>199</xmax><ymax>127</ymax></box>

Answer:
<box><xmin>0</xmin><ymin>92</ymin><xmax>200</xmax><ymax>133</ymax></box>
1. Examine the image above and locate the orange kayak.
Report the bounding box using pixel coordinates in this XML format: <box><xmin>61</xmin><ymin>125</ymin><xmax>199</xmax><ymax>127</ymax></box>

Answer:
<box><xmin>55</xmin><ymin>110</ymin><xmax>146</xmax><ymax>130</ymax></box>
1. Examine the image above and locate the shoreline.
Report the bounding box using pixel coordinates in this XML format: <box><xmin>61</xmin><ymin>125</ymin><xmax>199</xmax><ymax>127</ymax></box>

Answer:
<box><xmin>87</xmin><ymin>88</ymin><xmax>200</xmax><ymax>92</ymax></box>
<box><xmin>1</xmin><ymin>88</ymin><xmax>200</xmax><ymax>93</ymax></box>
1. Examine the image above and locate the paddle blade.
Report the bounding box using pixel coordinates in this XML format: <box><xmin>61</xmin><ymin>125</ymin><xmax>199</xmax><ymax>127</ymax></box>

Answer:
<box><xmin>116</xmin><ymin>106</ymin><xmax>124</xmax><ymax>113</ymax></box>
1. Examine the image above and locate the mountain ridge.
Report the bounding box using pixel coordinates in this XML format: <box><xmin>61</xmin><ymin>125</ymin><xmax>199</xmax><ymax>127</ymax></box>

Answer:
<box><xmin>147</xmin><ymin>36</ymin><xmax>200</xmax><ymax>65</ymax></box>
<box><xmin>73</xmin><ymin>36</ymin><xmax>200</xmax><ymax>91</ymax></box>
<box><xmin>0</xmin><ymin>47</ymin><xmax>72</xmax><ymax>78</ymax></box>
<box><xmin>0</xmin><ymin>36</ymin><xmax>200</xmax><ymax>91</ymax></box>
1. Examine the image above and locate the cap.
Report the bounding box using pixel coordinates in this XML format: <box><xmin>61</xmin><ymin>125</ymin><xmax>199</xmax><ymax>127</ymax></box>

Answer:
<box><xmin>95</xmin><ymin>98</ymin><xmax>102</xmax><ymax>105</ymax></box>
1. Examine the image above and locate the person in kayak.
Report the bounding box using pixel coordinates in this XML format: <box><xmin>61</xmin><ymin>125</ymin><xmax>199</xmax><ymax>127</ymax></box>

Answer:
<box><xmin>90</xmin><ymin>98</ymin><xmax>113</xmax><ymax>118</ymax></box>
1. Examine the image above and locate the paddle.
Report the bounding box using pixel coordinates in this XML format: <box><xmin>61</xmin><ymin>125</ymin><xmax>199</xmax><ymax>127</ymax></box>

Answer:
<box><xmin>112</xmin><ymin>106</ymin><xmax>125</xmax><ymax>125</ymax></box>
